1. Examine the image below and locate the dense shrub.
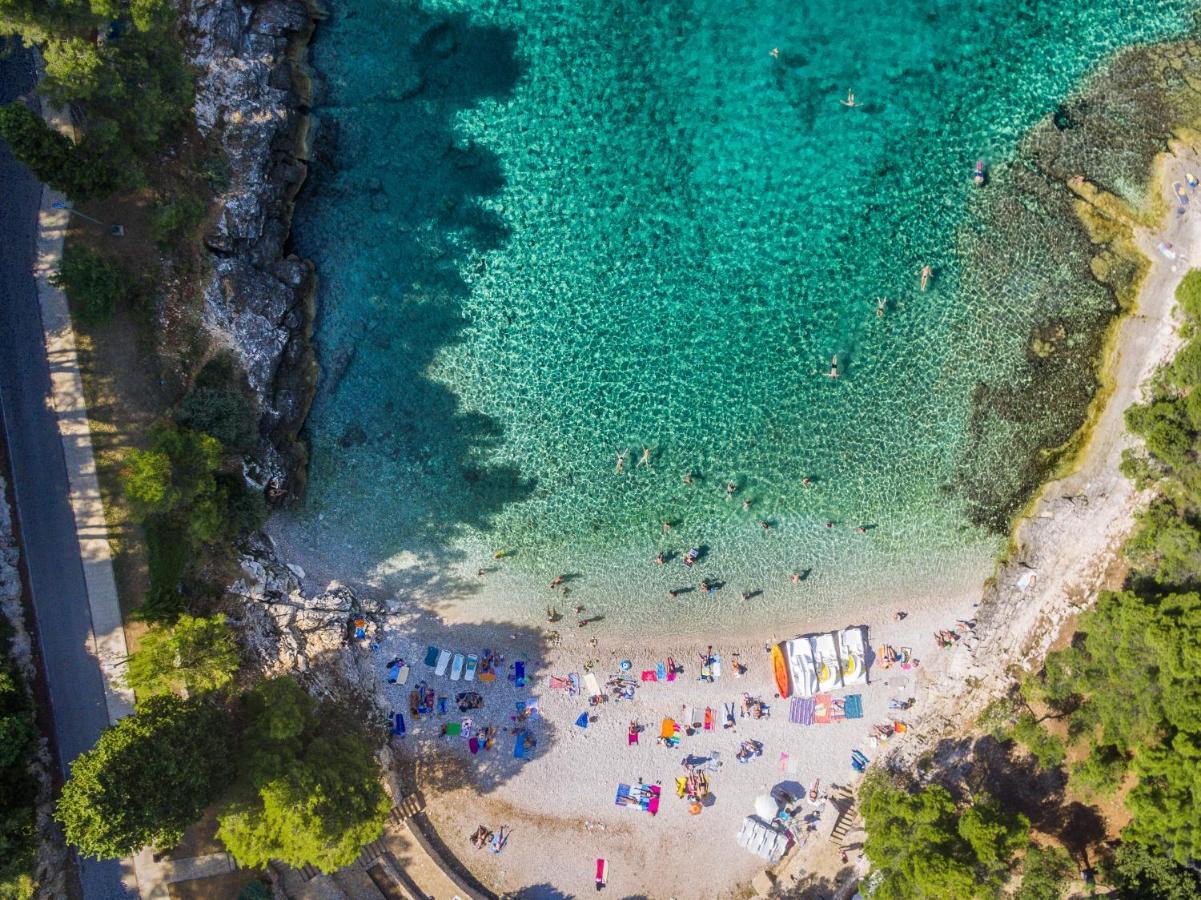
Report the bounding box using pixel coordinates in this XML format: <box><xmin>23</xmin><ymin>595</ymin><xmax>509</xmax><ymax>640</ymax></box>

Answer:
<box><xmin>1014</xmin><ymin>845</ymin><xmax>1074</xmax><ymax>900</ymax></box>
<box><xmin>51</xmin><ymin>245</ymin><xmax>130</xmax><ymax>327</ymax></box>
<box><xmin>126</xmin><ymin>615</ymin><xmax>239</xmax><ymax>699</ymax></box>
<box><xmin>150</xmin><ymin>195</ymin><xmax>206</xmax><ymax>249</ymax></box>
<box><xmin>0</xmin><ymin>103</ymin><xmax>124</xmax><ymax>200</ymax></box>
<box><xmin>0</xmin><ymin>617</ymin><xmax>38</xmax><ymax>896</ymax></box>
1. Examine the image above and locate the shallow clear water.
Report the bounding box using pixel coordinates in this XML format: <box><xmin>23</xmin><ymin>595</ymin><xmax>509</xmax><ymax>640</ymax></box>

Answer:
<box><xmin>288</xmin><ymin>0</ymin><xmax>1196</xmax><ymax>630</ymax></box>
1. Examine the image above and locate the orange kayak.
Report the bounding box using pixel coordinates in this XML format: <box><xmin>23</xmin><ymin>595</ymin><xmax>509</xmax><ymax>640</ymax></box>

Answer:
<box><xmin>771</xmin><ymin>644</ymin><xmax>791</xmax><ymax>698</ymax></box>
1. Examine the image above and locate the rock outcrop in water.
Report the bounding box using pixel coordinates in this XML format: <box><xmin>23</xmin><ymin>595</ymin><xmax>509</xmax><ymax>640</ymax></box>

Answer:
<box><xmin>185</xmin><ymin>0</ymin><xmax>320</xmax><ymax>498</ymax></box>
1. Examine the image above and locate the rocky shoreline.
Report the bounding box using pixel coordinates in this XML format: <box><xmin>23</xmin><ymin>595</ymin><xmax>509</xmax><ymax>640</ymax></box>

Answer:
<box><xmin>186</xmin><ymin>0</ymin><xmax>322</xmax><ymax>500</ymax></box>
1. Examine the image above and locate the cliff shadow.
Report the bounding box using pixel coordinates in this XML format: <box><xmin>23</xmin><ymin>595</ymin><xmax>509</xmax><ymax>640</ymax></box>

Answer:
<box><xmin>290</xmin><ymin>3</ymin><xmax>535</xmax><ymax>588</ymax></box>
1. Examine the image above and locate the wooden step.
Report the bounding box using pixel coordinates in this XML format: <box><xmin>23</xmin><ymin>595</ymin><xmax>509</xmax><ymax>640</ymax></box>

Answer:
<box><xmin>389</xmin><ymin>792</ymin><xmax>426</xmax><ymax>824</ymax></box>
<box><xmin>359</xmin><ymin>838</ymin><xmax>388</xmax><ymax>865</ymax></box>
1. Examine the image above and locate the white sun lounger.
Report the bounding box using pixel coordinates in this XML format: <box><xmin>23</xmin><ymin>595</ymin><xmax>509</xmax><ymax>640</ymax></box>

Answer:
<box><xmin>838</xmin><ymin>626</ymin><xmax>868</xmax><ymax>686</ymax></box>
<box><xmin>450</xmin><ymin>653</ymin><xmax>464</xmax><ymax>680</ymax></box>
<box><xmin>786</xmin><ymin>638</ymin><xmax>820</xmax><ymax>698</ymax></box>
<box><xmin>814</xmin><ymin>632</ymin><xmax>844</xmax><ymax>691</ymax></box>
<box><xmin>435</xmin><ymin>649</ymin><xmax>452</xmax><ymax>676</ymax></box>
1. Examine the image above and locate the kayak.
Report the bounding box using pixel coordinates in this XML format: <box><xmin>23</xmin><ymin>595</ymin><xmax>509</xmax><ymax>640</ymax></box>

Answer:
<box><xmin>770</xmin><ymin>644</ymin><xmax>791</xmax><ymax>698</ymax></box>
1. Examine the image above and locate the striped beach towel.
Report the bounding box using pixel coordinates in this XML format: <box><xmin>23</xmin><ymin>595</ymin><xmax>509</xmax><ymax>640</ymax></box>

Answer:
<box><xmin>789</xmin><ymin>696</ymin><xmax>816</xmax><ymax>726</ymax></box>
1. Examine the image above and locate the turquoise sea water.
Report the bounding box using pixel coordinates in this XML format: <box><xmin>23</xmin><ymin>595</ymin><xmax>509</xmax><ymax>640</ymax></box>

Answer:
<box><xmin>287</xmin><ymin>0</ymin><xmax>1197</xmax><ymax>630</ymax></box>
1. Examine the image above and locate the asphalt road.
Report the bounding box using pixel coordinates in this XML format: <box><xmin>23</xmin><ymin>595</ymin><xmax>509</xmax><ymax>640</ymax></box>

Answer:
<box><xmin>0</xmin><ymin>42</ymin><xmax>133</xmax><ymax>899</ymax></box>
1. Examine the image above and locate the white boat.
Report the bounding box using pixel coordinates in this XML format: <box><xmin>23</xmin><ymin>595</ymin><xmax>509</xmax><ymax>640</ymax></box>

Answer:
<box><xmin>813</xmin><ymin>633</ymin><xmax>844</xmax><ymax>691</ymax></box>
<box><xmin>435</xmin><ymin>649</ymin><xmax>452</xmax><ymax>676</ymax></box>
<box><xmin>838</xmin><ymin>626</ymin><xmax>868</xmax><ymax>686</ymax></box>
<box><xmin>786</xmin><ymin>638</ymin><xmax>820</xmax><ymax>698</ymax></box>
<box><xmin>450</xmin><ymin>653</ymin><xmax>465</xmax><ymax>680</ymax></box>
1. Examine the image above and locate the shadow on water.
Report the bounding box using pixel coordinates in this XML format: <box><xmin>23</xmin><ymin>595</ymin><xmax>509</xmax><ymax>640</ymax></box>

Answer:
<box><xmin>296</xmin><ymin>3</ymin><xmax>534</xmax><ymax>591</ymax></box>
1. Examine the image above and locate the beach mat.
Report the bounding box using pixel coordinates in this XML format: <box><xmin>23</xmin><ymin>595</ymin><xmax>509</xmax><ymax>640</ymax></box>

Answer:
<box><xmin>424</xmin><ymin>645</ymin><xmax>439</xmax><ymax>667</ymax></box>
<box><xmin>514</xmin><ymin>731</ymin><xmax>529</xmax><ymax>759</ymax></box>
<box><xmin>844</xmin><ymin>694</ymin><xmax>864</xmax><ymax>719</ymax></box>
<box><xmin>656</xmin><ymin>662</ymin><xmax>667</xmax><ymax>681</ymax></box>
<box><xmin>814</xmin><ymin>693</ymin><xmax>834</xmax><ymax>725</ymax></box>
<box><xmin>391</xmin><ymin>713</ymin><xmax>405</xmax><ymax>737</ymax></box>
<box><xmin>641</xmin><ymin>670</ymin><xmax>657</xmax><ymax>682</ymax></box>
<box><xmin>789</xmin><ymin>696</ymin><xmax>816</xmax><ymax>726</ymax></box>
<box><xmin>660</xmin><ymin>718</ymin><xmax>676</xmax><ymax>740</ymax></box>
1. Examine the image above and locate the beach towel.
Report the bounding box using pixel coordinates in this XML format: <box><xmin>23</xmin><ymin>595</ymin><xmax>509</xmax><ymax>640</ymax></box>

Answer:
<box><xmin>596</xmin><ymin>859</ymin><xmax>607</xmax><ymax>887</ymax></box>
<box><xmin>583</xmin><ymin>673</ymin><xmax>602</xmax><ymax>698</ymax></box>
<box><xmin>778</xmin><ymin>751</ymin><xmax>789</xmax><ymax>772</ymax></box>
<box><xmin>614</xmin><ymin>783</ymin><xmax>633</xmax><ymax>807</ymax></box>
<box><xmin>656</xmin><ymin>662</ymin><xmax>667</xmax><ymax>681</ymax></box>
<box><xmin>514</xmin><ymin>660</ymin><xmax>526</xmax><ymax>687</ymax></box>
<box><xmin>814</xmin><ymin>693</ymin><xmax>834</xmax><ymax>725</ymax></box>
<box><xmin>789</xmin><ymin>696</ymin><xmax>816</xmax><ymax>726</ymax></box>
<box><xmin>469</xmin><ymin>736</ymin><xmax>479</xmax><ymax>754</ymax></box>
<box><xmin>391</xmin><ymin>713</ymin><xmax>405</xmax><ymax>737</ymax></box>
<box><xmin>676</xmin><ymin>776</ymin><xmax>687</xmax><ymax>798</ymax></box>
<box><xmin>576</xmin><ymin>711</ymin><xmax>589</xmax><ymax>729</ymax></box>
<box><xmin>660</xmin><ymin>718</ymin><xmax>676</xmax><ymax>740</ymax></box>
<box><xmin>424</xmin><ymin>645</ymin><xmax>439</xmax><ymax>667</ymax></box>
<box><xmin>686</xmin><ymin>707</ymin><xmax>699</xmax><ymax>729</ymax></box>
<box><xmin>704</xmin><ymin>707</ymin><xmax>714</xmax><ymax>731</ymax></box>
<box><xmin>549</xmin><ymin>675</ymin><xmax>570</xmax><ymax>691</ymax></box>
<box><xmin>641</xmin><ymin>670</ymin><xmax>657</xmax><ymax>682</ymax></box>
<box><xmin>387</xmin><ymin>661</ymin><xmax>402</xmax><ymax>683</ymax></box>
<box><xmin>451</xmin><ymin>653</ymin><xmax>465</xmax><ymax>681</ymax></box>
<box><xmin>844</xmin><ymin>694</ymin><xmax>864</xmax><ymax>719</ymax></box>
<box><xmin>666</xmin><ymin>657</ymin><xmax>677</xmax><ymax>681</ymax></box>
<box><xmin>514</xmin><ymin>731</ymin><xmax>530</xmax><ymax>759</ymax></box>
<box><xmin>646</xmin><ymin>785</ymin><xmax>661</xmax><ymax>816</ymax></box>
<box><xmin>446</xmin><ymin>722</ymin><xmax>462</xmax><ymax>737</ymax></box>
<box><xmin>711</xmin><ymin>654</ymin><xmax>722</xmax><ymax>678</ymax></box>
<box><xmin>465</xmin><ymin>654</ymin><xmax>478</xmax><ymax>681</ymax></box>
<box><xmin>569</xmin><ymin>672</ymin><xmax>581</xmax><ymax>696</ymax></box>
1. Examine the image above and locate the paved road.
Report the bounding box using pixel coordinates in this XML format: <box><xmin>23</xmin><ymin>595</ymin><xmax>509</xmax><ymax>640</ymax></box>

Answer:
<box><xmin>0</xmin><ymin>41</ymin><xmax>133</xmax><ymax>900</ymax></box>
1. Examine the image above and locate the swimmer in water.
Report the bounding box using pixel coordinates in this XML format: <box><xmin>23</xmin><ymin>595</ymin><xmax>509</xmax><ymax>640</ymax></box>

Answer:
<box><xmin>726</xmin><ymin>481</ymin><xmax>737</xmax><ymax>499</ymax></box>
<box><xmin>841</xmin><ymin>89</ymin><xmax>857</xmax><ymax>107</ymax></box>
<box><xmin>682</xmin><ymin>471</ymin><xmax>694</xmax><ymax>486</ymax></box>
<box><xmin>663</xmin><ymin>520</ymin><xmax>673</xmax><ymax>533</ymax></box>
<box><xmin>790</xmin><ymin>572</ymin><xmax>802</xmax><ymax>585</ymax></box>
<box><xmin>615</xmin><ymin>449</ymin><xmax>628</xmax><ymax>473</ymax></box>
<box><xmin>802</xmin><ymin>476</ymin><xmax>813</xmax><ymax>487</ymax></box>
<box><xmin>877</xmin><ymin>297</ymin><xmax>886</xmax><ymax>318</ymax></box>
<box><xmin>549</xmin><ymin>575</ymin><xmax>564</xmax><ymax>588</ymax></box>
<box><xmin>639</xmin><ymin>447</ymin><xmax>652</xmax><ymax>468</ymax></box>
<box><xmin>655</xmin><ymin>553</ymin><xmax>665</xmax><ymax>565</ymax></box>
<box><xmin>759</xmin><ymin>520</ymin><xmax>771</xmax><ymax>531</ymax></box>
<box><xmin>742</xmin><ymin>499</ymin><xmax>751</xmax><ymax>511</ymax></box>
<box><xmin>828</xmin><ymin>355</ymin><xmax>840</xmax><ymax>378</ymax></box>
<box><xmin>770</xmin><ymin>47</ymin><xmax>779</xmax><ymax>59</ymax></box>
<box><xmin>740</xmin><ymin>592</ymin><xmax>751</xmax><ymax>602</ymax></box>
<box><xmin>920</xmin><ymin>265</ymin><xmax>932</xmax><ymax>291</ymax></box>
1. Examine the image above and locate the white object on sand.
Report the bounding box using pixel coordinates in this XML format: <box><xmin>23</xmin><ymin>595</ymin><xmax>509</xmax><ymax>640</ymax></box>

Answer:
<box><xmin>813</xmin><ymin>633</ymin><xmax>844</xmax><ymax>691</ymax></box>
<box><xmin>786</xmin><ymin>638</ymin><xmax>820</xmax><ymax>698</ymax></box>
<box><xmin>435</xmin><ymin>649</ymin><xmax>451</xmax><ymax>676</ymax></box>
<box><xmin>451</xmin><ymin>653</ymin><xmax>465</xmax><ymax>680</ymax></box>
<box><xmin>711</xmin><ymin>654</ymin><xmax>722</xmax><ymax>678</ymax></box>
<box><xmin>838</xmin><ymin>626</ymin><xmax>868</xmax><ymax>686</ymax></box>
<box><xmin>753</xmin><ymin>794</ymin><xmax>779</xmax><ymax>820</ymax></box>
<box><xmin>583</xmin><ymin>672</ymin><xmax>602</xmax><ymax>698</ymax></box>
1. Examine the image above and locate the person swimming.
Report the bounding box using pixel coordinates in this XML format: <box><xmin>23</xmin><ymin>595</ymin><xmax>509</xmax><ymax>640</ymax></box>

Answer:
<box><xmin>841</xmin><ymin>89</ymin><xmax>857</xmax><ymax>107</ymax></box>
<box><xmin>828</xmin><ymin>355</ymin><xmax>840</xmax><ymax>378</ymax></box>
<box><xmin>742</xmin><ymin>499</ymin><xmax>751</xmax><ymax>511</ymax></box>
<box><xmin>790</xmin><ymin>572</ymin><xmax>802</xmax><ymax>585</ymax></box>
<box><xmin>726</xmin><ymin>481</ymin><xmax>737</xmax><ymax>499</ymax></box>
<box><xmin>639</xmin><ymin>447</ymin><xmax>652</xmax><ymax>467</ymax></box>
<box><xmin>615</xmin><ymin>449</ymin><xmax>628</xmax><ymax>473</ymax></box>
<box><xmin>770</xmin><ymin>47</ymin><xmax>779</xmax><ymax>59</ymax></box>
<box><xmin>655</xmin><ymin>553</ymin><xmax>665</xmax><ymax>565</ymax></box>
<box><xmin>920</xmin><ymin>265</ymin><xmax>932</xmax><ymax>291</ymax></box>
<box><xmin>876</xmin><ymin>297</ymin><xmax>886</xmax><ymax>318</ymax></box>
<box><xmin>682</xmin><ymin>471</ymin><xmax>694</xmax><ymax>486</ymax></box>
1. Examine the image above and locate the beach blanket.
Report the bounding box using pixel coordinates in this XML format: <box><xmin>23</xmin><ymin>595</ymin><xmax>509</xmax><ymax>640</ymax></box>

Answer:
<box><xmin>704</xmin><ymin>707</ymin><xmax>714</xmax><ymax>731</ymax></box>
<box><xmin>711</xmin><ymin>654</ymin><xmax>722</xmax><ymax>678</ymax></box>
<box><xmin>583</xmin><ymin>673</ymin><xmax>602</xmax><ymax>698</ymax></box>
<box><xmin>511</xmin><ymin>660</ymin><xmax>526</xmax><ymax>687</ymax></box>
<box><xmin>391</xmin><ymin>713</ymin><xmax>405</xmax><ymax>737</ymax></box>
<box><xmin>656</xmin><ymin>662</ymin><xmax>667</xmax><ymax>681</ymax></box>
<box><xmin>844</xmin><ymin>694</ymin><xmax>864</xmax><ymax>719</ymax></box>
<box><xmin>569</xmin><ymin>673</ymin><xmax>581</xmax><ymax>696</ymax></box>
<box><xmin>445</xmin><ymin>722</ymin><xmax>462</xmax><ymax>737</ymax></box>
<box><xmin>661</xmin><ymin>718</ymin><xmax>677</xmax><ymax>740</ymax></box>
<box><xmin>614</xmin><ymin>783</ymin><xmax>634</xmax><ymax>807</ymax></box>
<box><xmin>641</xmin><ymin>670</ymin><xmax>657</xmax><ymax>682</ymax></box>
<box><xmin>666</xmin><ymin>657</ymin><xmax>677</xmax><ymax>681</ymax></box>
<box><xmin>424</xmin><ymin>645</ymin><xmax>439</xmax><ymax>667</ymax></box>
<box><xmin>469</xmin><ymin>736</ymin><xmax>479</xmax><ymax>754</ymax></box>
<box><xmin>596</xmin><ymin>859</ymin><xmax>607</xmax><ymax>887</ymax></box>
<box><xmin>789</xmin><ymin>696</ymin><xmax>816</xmax><ymax>726</ymax></box>
<box><xmin>514</xmin><ymin>730</ymin><xmax>531</xmax><ymax>759</ymax></box>
<box><xmin>814</xmin><ymin>693</ymin><xmax>834</xmax><ymax>725</ymax></box>
<box><xmin>387</xmin><ymin>660</ymin><xmax>403</xmax><ymax>683</ymax></box>
<box><xmin>549</xmin><ymin>675</ymin><xmax>571</xmax><ymax>691</ymax></box>
<box><xmin>628</xmin><ymin>726</ymin><xmax>639</xmax><ymax>745</ymax></box>
<box><xmin>646</xmin><ymin>785</ymin><xmax>661</xmax><ymax>815</ymax></box>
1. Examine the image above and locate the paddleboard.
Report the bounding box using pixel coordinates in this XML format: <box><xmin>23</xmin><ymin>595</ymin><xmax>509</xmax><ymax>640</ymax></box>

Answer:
<box><xmin>771</xmin><ymin>643</ymin><xmax>791</xmax><ymax>697</ymax></box>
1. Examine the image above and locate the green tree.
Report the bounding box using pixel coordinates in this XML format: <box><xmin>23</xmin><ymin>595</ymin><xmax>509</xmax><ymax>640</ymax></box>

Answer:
<box><xmin>1069</xmin><ymin>743</ymin><xmax>1128</xmax><ymax>796</ymax></box>
<box><xmin>175</xmin><ymin>387</ymin><xmax>258</xmax><ymax>455</ymax></box>
<box><xmin>0</xmin><ymin>619</ymin><xmax>38</xmax><ymax>895</ymax></box>
<box><xmin>57</xmin><ymin>695</ymin><xmax>234</xmax><ymax>858</ymax></box>
<box><xmin>216</xmin><ymin>678</ymin><xmax>388</xmax><ymax>874</ymax></box>
<box><xmin>126</xmin><ymin>614</ymin><xmax>239</xmax><ymax>699</ymax></box>
<box><xmin>1100</xmin><ymin>841</ymin><xmax>1201</xmax><ymax>900</ymax></box>
<box><xmin>0</xmin><ymin>103</ymin><xmax>121</xmax><ymax>200</ymax></box>
<box><xmin>121</xmin><ymin>424</ymin><xmax>222</xmax><ymax>537</ymax></box>
<box><xmin>51</xmin><ymin>245</ymin><xmax>129</xmax><ymax>326</ymax></box>
<box><xmin>860</xmin><ymin>773</ymin><xmax>1027</xmax><ymax>899</ymax></box>
<box><xmin>1014</xmin><ymin>845</ymin><xmax>1074</xmax><ymax>900</ymax></box>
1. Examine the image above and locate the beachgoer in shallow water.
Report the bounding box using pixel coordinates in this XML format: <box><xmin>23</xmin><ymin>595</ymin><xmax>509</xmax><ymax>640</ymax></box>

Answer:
<box><xmin>825</xmin><ymin>521</ymin><xmax>834</xmax><ymax>529</ymax></box>
<box><xmin>615</xmin><ymin>449</ymin><xmax>628</xmax><ymax>473</ymax></box>
<box><xmin>920</xmin><ymin>265</ymin><xmax>932</xmax><ymax>291</ymax></box>
<box><xmin>574</xmin><ymin>605</ymin><xmax>584</xmax><ymax>615</ymax></box>
<box><xmin>662</xmin><ymin>520</ymin><xmax>673</xmax><ymax>532</ymax></box>
<box><xmin>841</xmin><ymin>89</ymin><xmax>856</xmax><ymax>107</ymax></box>
<box><xmin>740</xmin><ymin>592</ymin><xmax>750</xmax><ymax>602</ymax></box>
<box><xmin>759</xmin><ymin>520</ymin><xmax>771</xmax><ymax>530</ymax></box>
<box><xmin>829</xmin><ymin>355</ymin><xmax>840</xmax><ymax>378</ymax></box>
<box><xmin>877</xmin><ymin>297</ymin><xmax>886</xmax><ymax>318</ymax></box>
<box><xmin>701</xmin><ymin>579</ymin><xmax>713</xmax><ymax>593</ymax></box>
<box><xmin>682</xmin><ymin>471</ymin><xmax>694</xmax><ymax>485</ymax></box>
<box><xmin>742</xmin><ymin>499</ymin><xmax>751</xmax><ymax>510</ymax></box>
<box><xmin>655</xmin><ymin>553</ymin><xmax>665</xmax><ymax>565</ymax></box>
<box><xmin>726</xmin><ymin>481</ymin><xmax>737</xmax><ymax>499</ymax></box>
<box><xmin>855</xmin><ymin>526</ymin><xmax>866</xmax><ymax>534</ymax></box>
<box><xmin>791</xmin><ymin>572</ymin><xmax>802</xmax><ymax>585</ymax></box>
<box><xmin>639</xmin><ymin>447</ymin><xmax>652</xmax><ymax>467</ymax></box>
<box><xmin>770</xmin><ymin>47</ymin><xmax>779</xmax><ymax>58</ymax></box>
<box><xmin>669</xmin><ymin>589</ymin><xmax>679</xmax><ymax>599</ymax></box>
<box><xmin>549</xmin><ymin>575</ymin><xmax>564</xmax><ymax>588</ymax></box>
<box><xmin>802</xmin><ymin>476</ymin><xmax>812</xmax><ymax>487</ymax></box>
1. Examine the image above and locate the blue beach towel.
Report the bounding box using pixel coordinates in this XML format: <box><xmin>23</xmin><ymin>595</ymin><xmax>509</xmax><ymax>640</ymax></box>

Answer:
<box><xmin>387</xmin><ymin>662</ymin><xmax>402</xmax><ymax>683</ymax></box>
<box><xmin>424</xmin><ymin>645</ymin><xmax>439</xmax><ymax>667</ymax></box>
<box><xmin>576</xmin><ymin>711</ymin><xmax>589</xmax><ymax>729</ymax></box>
<box><xmin>392</xmin><ymin>713</ymin><xmax>405</xmax><ymax>737</ymax></box>
<box><xmin>515</xmin><ymin>661</ymin><xmax>526</xmax><ymax>687</ymax></box>
<box><xmin>656</xmin><ymin>662</ymin><xmax>667</xmax><ymax>681</ymax></box>
<box><xmin>514</xmin><ymin>730</ymin><xmax>529</xmax><ymax>759</ymax></box>
<box><xmin>844</xmin><ymin>694</ymin><xmax>864</xmax><ymax>719</ymax></box>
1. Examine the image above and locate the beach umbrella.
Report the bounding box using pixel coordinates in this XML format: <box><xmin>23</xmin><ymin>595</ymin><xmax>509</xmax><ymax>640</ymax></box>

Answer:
<box><xmin>753</xmin><ymin>794</ymin><xmax>778</xmax><ymax>820</ymax></box>
<box><xmin>575</xmin><ymin>711</ymin><xmax>589</xmax><ymax>729</ymax></box>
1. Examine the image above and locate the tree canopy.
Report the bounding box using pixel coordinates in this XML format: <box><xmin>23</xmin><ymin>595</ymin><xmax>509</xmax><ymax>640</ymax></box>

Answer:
<box><xmin>126</xmin><ymin>614</ymin><xmax>240</xmax><ymax>699</ymax></box>
<box><xmin>860</xmin><ymin>772</ymin><xmax>1029</xmax><ymax>899</ymax></box>
<box><xmin>56</xmin><ymin>695</ymin><xmax>235</xmax><ymax>858</ymax></box>
<box><xmin>216</xmin><ymin>678</ymin><xmax>389</xmax><ymax>873</ymax></box>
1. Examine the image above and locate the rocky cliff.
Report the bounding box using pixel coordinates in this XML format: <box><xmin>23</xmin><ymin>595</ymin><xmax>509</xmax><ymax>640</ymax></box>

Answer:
<box><xmin>185</xmin><ymin>0</ymin><xmax>320</xmax><ymax>498</ymax></box>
